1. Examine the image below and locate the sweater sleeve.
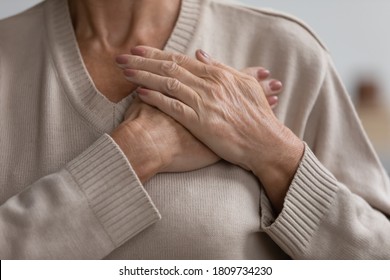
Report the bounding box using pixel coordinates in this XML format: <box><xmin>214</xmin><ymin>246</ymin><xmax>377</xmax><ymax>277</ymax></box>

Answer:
<box><xmin>260</xmin><ymin>55</ymin><xmax>390</xmax><ymax>259</ymax></box>
<box><xmin>0</xmin><ymin>134</ymin><xmax>161</xmax><ymax>259</ymax></box>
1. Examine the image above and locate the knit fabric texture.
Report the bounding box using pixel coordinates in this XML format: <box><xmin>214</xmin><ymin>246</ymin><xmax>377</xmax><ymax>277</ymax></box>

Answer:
<box><xmin>0</xmin><ymin>0</ymin><xmax>389</xmax><ymax>259</ymax></box>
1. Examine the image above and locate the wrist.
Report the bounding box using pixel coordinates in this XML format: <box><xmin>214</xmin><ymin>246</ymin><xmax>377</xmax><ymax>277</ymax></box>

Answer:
<box><xmin>251</xmin><ymin>124</ymin><xmax>304</xmax><ymax>213</ymax></box>
<box><xmin>111</xmin><ymin>122</ymin><xmax>167</xmax><ymax>183</ymax></box>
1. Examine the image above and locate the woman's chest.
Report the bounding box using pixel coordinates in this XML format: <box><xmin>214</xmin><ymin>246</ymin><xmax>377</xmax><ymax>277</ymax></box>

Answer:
<box><xmin>106</xmin><ymin>163</ymin><xmax>284</xmax><ymax>259</ymax></box>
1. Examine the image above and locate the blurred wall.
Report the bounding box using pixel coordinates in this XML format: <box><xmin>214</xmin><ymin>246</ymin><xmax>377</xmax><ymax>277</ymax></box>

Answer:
<box><xmin>238</xmin><ymin>0</ymin><xmax>390</xmax><ymax>105</ymax></box>
<box><xmin>0</xmin><ymin>0</ymin><xmax>41</xmax><ymax>20</ymax></box>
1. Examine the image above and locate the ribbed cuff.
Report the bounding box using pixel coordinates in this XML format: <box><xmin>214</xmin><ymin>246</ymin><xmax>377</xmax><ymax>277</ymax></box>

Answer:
<box><xmin>260</xmin><ymin>143</ymin><xmax>338</xmax><ymax>258</ymax></box>
<box><xmin>66</xmin><ymin>134</ymin><xmax>161</xmax><ymax>247</ymax></box>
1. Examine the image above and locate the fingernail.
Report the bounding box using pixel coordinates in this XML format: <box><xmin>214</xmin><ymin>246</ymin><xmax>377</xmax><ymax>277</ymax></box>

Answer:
<box><xmin>257</xmin><ymin>69</ymin><xmax>270</xmax><ymax>80</ymax></box>
<box><xmin>269</xmin><ymin>95</ymin><xmax>278</xmax><ymax>106</ymax></box>
<box><xmin>124</xmin><ymin>69</ymin><xmax>136</xmax><ymax>77</ymax></box>
<box><xmin>269</xmin><ymin>80</ymin><xmax>283</xmax><ymax>92</ymax></box>
<box><xmin>115</xmin><ymin>55</ymin><xmax>128</xmax><ymax>65</ymax></box>
<box><xmin>199</xmin><ymin>49</ymin><xmax>210</xmax><ymax>59</ymax></box>
<box><xmin>131</xmin><ymin>46</ymin><xmax>146</xmax><ymax>56</ymax></box>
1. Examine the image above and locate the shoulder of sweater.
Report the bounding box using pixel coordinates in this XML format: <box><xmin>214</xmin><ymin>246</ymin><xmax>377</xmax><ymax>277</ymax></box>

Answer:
<box><xmin>0</xmin><ymin>1</ymin><xmax>45</xmax><ymax>44</ymax></box>
<box><xmin>208</xmin><ymin>0</ymin><xmax>329</xmax><ymax>53</ymax></box>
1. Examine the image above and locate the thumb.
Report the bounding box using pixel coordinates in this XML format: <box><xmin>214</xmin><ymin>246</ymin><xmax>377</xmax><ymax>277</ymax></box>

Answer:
<box><xmin>195</xmin><ymin>49</ymin><xmax>213</xmax><ymax>65</ymax></box>
<box><xmin>195</xmin><ymin>49</ymin><xmax>235</xmax><ymax>72</ymax></box>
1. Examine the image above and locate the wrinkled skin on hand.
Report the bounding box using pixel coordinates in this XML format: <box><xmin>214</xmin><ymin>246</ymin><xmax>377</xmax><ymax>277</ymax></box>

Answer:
<box><xmin>116</xmin><ymin>46</ymin><xmax>293</xmax><ymax>172</ymax></box>
<box><xmin>115</xmin><ymin>46</ymin><xmax>304</xmax><ymax>212</ymax></box>
<box><xmin>124</xmin><ymin>97</ymin><xmax>219</xmax><ymax>174</ymax></box>
<box><xmin>112</xmin><ymin>56</ymin><xmax>283</xmax><ymax>182</ymax></box>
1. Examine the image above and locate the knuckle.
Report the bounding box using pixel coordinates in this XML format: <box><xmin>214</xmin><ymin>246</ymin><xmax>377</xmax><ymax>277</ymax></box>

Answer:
<box><xmin>149</xmin><ymin>48</ymin><xmax>157</xmax><ymax>57</ymax></box>
<box><xmin>205</xmin><ymin>66</ymin><xmax>219</xmax><ymax>78</ymax></box>
<box><xmin>204</xmin><ymin>70</ymin><xmax>232</xmax><ymax>97</ymax></box>
<box><xmin>172</xmin><ymin>53</ymin><xmax>188</xmax><ymax>66</ymax></box>
<box><xmin>166</xmin><ymin>78</ymin><xmax>181</xmax><ymax>92</ymax></box>
<box><xmin>140</xmin><ymin>71</ymin><xmax>151</xmax><ymax>80</ymax></box>
<box><xmin>170</xmin><ymin>99</ymin><xmax>184</xmax><ymax>115</ymax></box>
<box><xmin>161</xmin><ymin>61</ymin><xmax>179</xmax><ymax>75</ymax></box>
<box><xmin>131</xmin><ymin>55</ymin><xmax>144</xmax><ymax>66</ymax></box>
<box><xmin>201</xmin><ymin>65</ymin><xmax>213</xmax><ymax>77</ymax></box>
<box><xmin>209</xmin><ymin>83</ymin><xmax>224</xmax><ymax>98</ymax></box>
<box><xmin>215</xmin><ymin>69</ymin><xmax>233</xmax><ymax>81</ymax></box>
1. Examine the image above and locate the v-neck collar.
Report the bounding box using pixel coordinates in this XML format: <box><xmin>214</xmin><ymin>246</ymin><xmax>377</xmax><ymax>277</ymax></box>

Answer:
<box><xmin>44</xmin><ymin>0</ymin><xmax>202</xmax><ymax>133</ymax></box>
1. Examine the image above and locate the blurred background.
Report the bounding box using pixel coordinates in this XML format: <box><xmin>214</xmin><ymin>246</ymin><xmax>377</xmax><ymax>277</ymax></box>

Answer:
<box><xmin>1</xmin><ymin>0</ymin><xmax>389</xmax><ymax>173</ymax></box>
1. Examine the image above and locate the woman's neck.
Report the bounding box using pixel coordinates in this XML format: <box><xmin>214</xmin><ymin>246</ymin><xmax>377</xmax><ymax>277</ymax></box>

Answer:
<box><xmin>68</xmin><ymin>0</ymin><xmax>181</xmax><ymax>49</ymax></box>
<box><xmin>66</xmin><ymin>0</ymin><xmax>182</xmax><ymax>103</ymax></box>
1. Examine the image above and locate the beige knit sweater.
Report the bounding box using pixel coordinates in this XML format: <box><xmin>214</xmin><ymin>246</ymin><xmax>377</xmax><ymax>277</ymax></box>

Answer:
<box><xmin>0</xmin><ymin>0</ymin><xmax>389</xmax><ymax>259</ymax></box>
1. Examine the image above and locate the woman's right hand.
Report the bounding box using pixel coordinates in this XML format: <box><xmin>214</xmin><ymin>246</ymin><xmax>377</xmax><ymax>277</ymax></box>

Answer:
<box><xmin>111</xmin><ymin>67</ymin><xmax>282</xmax><ymax>183</ymax></box>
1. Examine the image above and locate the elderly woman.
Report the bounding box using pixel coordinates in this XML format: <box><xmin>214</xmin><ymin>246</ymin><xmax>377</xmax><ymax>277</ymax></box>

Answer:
<box><xmin>0</xmin><ymin>0</ymin><xmax>389</xmax><ymax>259</ymax></box>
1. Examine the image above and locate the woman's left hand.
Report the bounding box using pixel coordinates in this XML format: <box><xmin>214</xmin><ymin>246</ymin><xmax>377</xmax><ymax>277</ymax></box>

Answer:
<box><xmin>116</xmin><ymin>46</ymin><xmax>304</xmax><ymax>212</ymax></box>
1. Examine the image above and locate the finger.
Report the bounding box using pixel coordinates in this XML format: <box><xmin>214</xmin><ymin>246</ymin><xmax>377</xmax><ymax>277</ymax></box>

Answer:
<box><xmin>262</xmin><ymin>79</ymin><xmax>282</xmax><ymax>109</ymax></box>
<box><xmin>116</xmin><ymin>54</ymin><xmax>205</xmax><ymax>91</ymax></box>
<box><xmin>260</xmin><ymin>79</ymin><xmax>282</xmax><ymax>96</ymax></box>
<box><xmin>130</xmin><ymin>45</ymin><xmax>211</xmax><ymax>77</ymax></box>
<box><xmin>241</xmin><ymin>67</ymin><xmax>270</xmax><ymax>81</ymax></box>
<box><xmin>266</xmin><ymin>95</ymin><xmax>279</xmax><ymax>109</ymax></box>
<box><xmin>269</xmin><ymin>79</ymin><xmax>283</xmax><ymax>92</ymax></box>
<box><xmin>240</xmin><ymin>65</ymin><xmax>282</xmax><ymax>104</ymax></box>
<box><xmin>123</xmin><ymin>68</ymin><xmax>200</xmax><ymax>109</ymax></box>
<box><xmin>136</xmin><ymin>87</ymin><xmax>197</xmax><ymax>128</ymax></box>
<box><xmin>124</xmin><ymin>96</ymin><xmax>142</xmax><ymax>120</ymax></box>
<box><xmin>195</xmin><ymin>49</ymin><xmax>238</xmax><ymax>74</ymax></box>
<box><xmin>195</xmin><ymin>49</ymin><xmax>282</xmax><ymax>102</ymax></box>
